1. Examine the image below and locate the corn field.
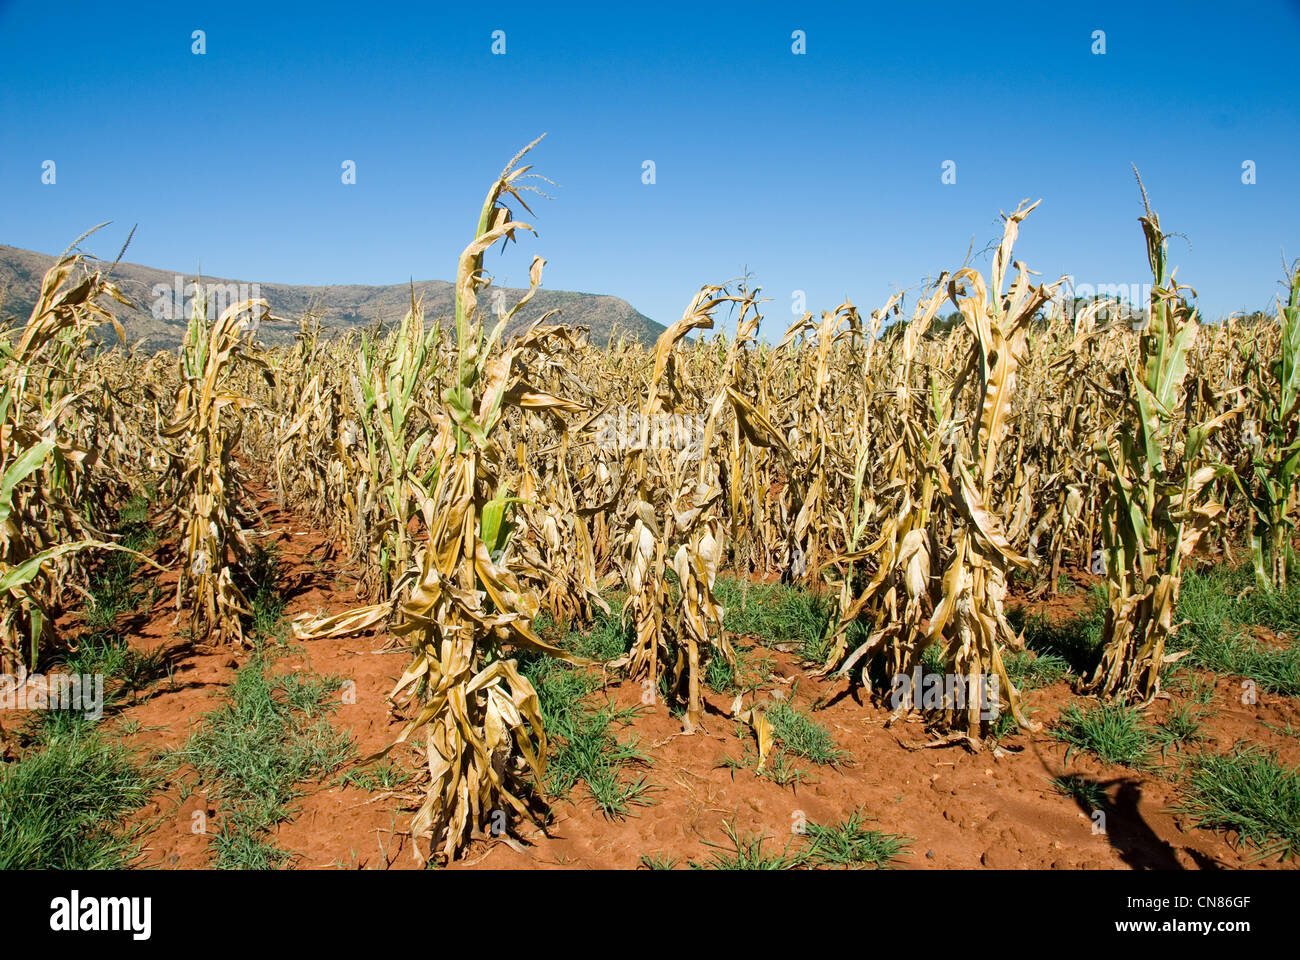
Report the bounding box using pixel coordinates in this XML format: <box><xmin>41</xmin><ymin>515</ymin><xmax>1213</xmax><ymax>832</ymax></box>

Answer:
<box><xmin>2</xmin><ymin>144</ymin><xmax>1296</xmax><ymax>864</ymax></box>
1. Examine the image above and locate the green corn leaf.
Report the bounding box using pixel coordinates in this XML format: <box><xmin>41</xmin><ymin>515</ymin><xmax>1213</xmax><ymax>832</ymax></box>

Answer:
<box><xmin>0</xmin><ymin>439</ymin><xmax>55</xmax><ymax>524</ymax></box>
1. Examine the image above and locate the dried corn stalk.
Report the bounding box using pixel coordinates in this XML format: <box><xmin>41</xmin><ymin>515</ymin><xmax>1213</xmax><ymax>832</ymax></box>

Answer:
<box><xmin>0</xmin><ymin>245</ymin><xmax>149</xmax><ymax>672</ymax></box>
<box><xmin>1086</xmin><ymin>183</ymin><xmax>1238</xmax><ymax>704</ymax></box>
<box><xmin>818</xmin><ymin>280</ymin><xmax>951</xmax><ymax>694</ymax></box>
<box><xmin>158</xmin><ymin>293</ymin><xmax>268</xmax><ymax>645</ymax></box>
<box><xmin>927</xmin><ymin>201</ymin><xmax>1061</xmax><ymax>740</ymax></box>
<box><xmin>614</xmin><ymin>285</ymin><xmax>777</xmax><ymax>731</ymax></box>
<box><xmin>1231</xmin><ymin>264</ymin><xmax>1300</xmax><ymax>591</ymax></box>
<box><xmin>296</xmin><ymin>138</ymin><xmax>590</xmax><ymax>862</ymax></box>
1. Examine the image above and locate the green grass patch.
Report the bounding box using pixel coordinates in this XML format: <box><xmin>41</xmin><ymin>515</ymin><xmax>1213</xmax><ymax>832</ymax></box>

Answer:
<box><xmin>1164</xmin><ymin>668</ymin><xmax>1216</xmax><ymax>705</ymax></box>
<box><xmin>1003</xmin><ymin>649</ymin><xmax>1071</xmax><ymax>690</ymax></box>
<box><xmin>0</xmin><ymin>725</ymin><xmax>159</xmax><ymax>869</ymax></box>
<box><xmin>705</xmin><ymin>650</ymin><xmax>737</xmax><ymax>693</ymax></box>
<box><xmin>23</xmin><ymin>624</ymin><xmax>170</xmax><ymax>745</ymax></box>
<box><xmin>718</xmin><ymin>691</ymin><xmax>847</xmax><ymax>784</ymax></box>
<box><xmin>567</xmin><ymin>608</ymin><xmax>635</xmax><ymax>661</ymax></box>
<box><xmin>240</xmin><ymin>545</ymin><xmax>289</xmax><ymax>644</ymax></box>
<box><xmin>1262</xmin><ymin>719</ymin><xmax>1300</xmax><ymax>740</ymax></box>
<box><xmin>335</xmin><ymin>760</ymin><xmax>411</xmax><ymax>792</ymax></box>
<box><xmin>921</xmin><ymin>642</ymin><xmax>945</xmax><ymax>675</ymax></box>
<box><xmin>988</xmin><ymin>707</ymin><xmax>1031</xmax><ymax>744</ymax></box>
<box><xmin>638</xmin><ymin>852</ymin><xmax>679</xmax><ymax>870</ymax></box>
<box><xmin>519</xmin><ymin>622</ymin><xmax>652</xmax><ymax>818</ymax></box>
<box><xmin>690</xmin><ymin>812</ymin><xmax>911</xmax><ymax>870</ymax></box>
<box><xmin>80</xmin><ymin>495</ymin><xmax>158</xmax><ymax>635</ymax></box>
<box><xmin>1152</xmin><ymin>703</ymin><xmax>1208</xmax><ymax>756</ymax></box>
<box><xmin>718</xmin><ymin>743</ymin><xmax>814</xmax><ymax>788</ymax></box>
<box><xmin>715</xmin><ymin>578</ymin><xmax>832</xmax><ymax>663</ymax></box>
<box><xmin>1239</xmin><ymin>573</ymin><xmax>1300</xmax><ymax>637</ymax></box>
<box><xmin>546</xmin><ymin>701</ymin><xmax>652</xmax><ymax>816</ymax></box>
<box><xmin>1171</xmin><ymin>564</ymin><xmax>1300</xmax><ymax>695</ymax></box>
<box><xmin>767</xmin><ymin>694</ymin><xmax>849</xmax><ymax>765</ymax></box>
<box><xmin>1009</xmin><ymin>590</ymin><xmax>1106</xmax><ymax>677</ymax></box>
<box><xmin>177</xmin><ymin>655</ymin><xmax>354</xmax><ymax>869</ymax></box>
<box><xmin>1051</xmin><ymin>773</ymin><xmax>1109</xmax><ymax>810</ymax></box>
<box><xmin>691</xmin><ymin>821</ymin><xmax>811</xmax><ymax>870</ymax></box>
<box><xmin>116</xmin><ymin>492</ymin><xmax>154</xmax><ymax>534</ymax></box>
<box><xmin>1050</xmin><ymin>702</ymin><xmax>1153</xmax><ymax>768</ymax></box>
<box><xmin>1173</xmin><ymin>746</ymin><xmax>1300</xmax><ymax>861</ymax></box>
<box><xmin>802</xmin><ymin>809</ymin><xmax>911</xmax><ymax>868</ymax></box>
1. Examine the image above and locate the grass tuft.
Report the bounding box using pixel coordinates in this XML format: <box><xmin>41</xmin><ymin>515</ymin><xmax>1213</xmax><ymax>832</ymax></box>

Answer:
<box><xmin>803</xmin><ymin>809</ymin><xmax>911</xmax><ymax>868</ymax></box>
<box><xmin>241</xmin><ymin>546</ymin><xmax>289</xmax><ymax>644</ymax></box>
<box><xmin>638</xmin><ymin>852</ymin><xmax>679</xmax><ymax>870</ymax></box>
<box><xmin>1050</xmin><ymin>702</ymin><xmax>1153</xmax><ymax>768</ymax></box>
<box><xmin>715</xmin><ymin>578</ymin><xmax>832</xmax><ymax>663</ymax></box>
<box><xmin>767</xmin><ymin>695</ymin><xmax>849</xmax><ymax>766</ymax></box>
<box><xmin>519</xmin><ymin>622</ymin><xmax>652</xmax><ymax>818</ymax></box>
<box><xmin>1152</xmin><ymin>703</ymin><xmax>1207</xmax><ymax>755</ymax></box>
<box><xmin>1172</xmin><ymin>564</ymin><xmax>1300</xmax><ymax>695</ymax></box>
<box><xmin>336</xmin><ymin>760</ymin><xmax>411</xmax><ymax>792</ymax></box>
<box><xmin>177</xmin><ymin>654</ymin><xmax>354</xmax><ymax>869</ymax></box>
<box><xmin>1009</xmin><ymin>590</ymin><xmax>1106</xmax><ymax>677</ymax></box>
<box><xmin>1051</xmin><ymin>773</ymin><xmax>1109</xmax><ymax>810</ymax></box>
<box><xmin>0</xmin><ymin>726</ymin><xmax>159</xmax><ymax>869</ymax></box>
<box><xmin>1173</xmin><ymin>746</ymin><xmax>1300</xmax><ymax>861</ymax></box>
<box><xmin>691</xmin><ymin>821</ymin><xmax>810</xmax><ymax>870</ymax></box>
<box><xmin>1002</xmin><ymin>649</ymin><xmax>1071</xmax><ymax>690</ymax></box>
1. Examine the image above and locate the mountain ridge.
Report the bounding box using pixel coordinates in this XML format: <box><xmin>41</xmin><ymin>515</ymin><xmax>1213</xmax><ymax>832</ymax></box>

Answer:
<box><xmin>0</xmin><ymin>243</ymin><xmax>666</xmax><ymax>350</ymax></box>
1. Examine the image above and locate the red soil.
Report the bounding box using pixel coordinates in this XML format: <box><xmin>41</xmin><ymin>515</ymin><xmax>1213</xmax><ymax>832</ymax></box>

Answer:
<box><xmin>7</xmin><ymin>492</ymin><xmax>1299</xmax><ymax>871</ymax></box>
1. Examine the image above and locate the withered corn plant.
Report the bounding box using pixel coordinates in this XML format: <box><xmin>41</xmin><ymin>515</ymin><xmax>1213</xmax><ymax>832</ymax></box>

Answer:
<box><xmin>506</xmin><ymin>324</ymin><xmax>611</xmax><ymax>628</ymax></box>
<box><xmin>818</xmin><ymin>280</ymin><xmax>951</xmax><ymax>694</ymax></box>
<box><xmin>1086</xmin><ymin>184</ymin><xmax>1239</xmax><ymax>704</ymax></box>
<box><xmin>0</xmin><ymin>250</ymin><xmax>141</xmax><ymax>671</ymax></box>
<box><xmin>268</xmin><ymin>310</ymin><xmax>333</xmax><ymax>517</ymax></box>
<box><xmin>818</xmin><ymin>202</ymin><xmax>1062</xmax><ymax>743</ymax></box>
<box><xmin>614</xmin><ymin>284</ymin><xmax>782</xmax><ymax>732</ymax></box>
<box><xmin>158</xmin><ymin>291</ymin><xmax>269</xmax><ymax>646</ymax></box>
<box><xmin>927</xmin><ymin>201</ymin><xmax>1061</xmax><ymax>740</ymax></box>
<box><xmin>296</xmin><ymin>137</ymin><xmax>588</xmax><ymax>863</ymax></box>
<box><xmin>390</xmin><ymin>138</ymin><xmax>602</xmax><ymax>861</ymax></box>
<box><xmin>1232</xmin><ymin>264</ymin><xmax>1300</xmax><ymax>591</ymax></box>
<box><xmin>773</xmin><ymin>301</ymin><xmax>861</xmax><ymax>585</ymax></box>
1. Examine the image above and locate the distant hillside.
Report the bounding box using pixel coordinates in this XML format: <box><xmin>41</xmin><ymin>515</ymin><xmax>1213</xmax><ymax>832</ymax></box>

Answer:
<box><xmin>0</xmin><ymin>244</ymin><xmax>665</xmax><ymax>350</ymax></box>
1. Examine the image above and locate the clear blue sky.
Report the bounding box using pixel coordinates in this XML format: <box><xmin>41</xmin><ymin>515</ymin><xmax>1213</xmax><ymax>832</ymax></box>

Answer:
<box><xmin>2</xmin><ymin>0</ymin><xmax>1297</xmax><ymax>331</ymax></box>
